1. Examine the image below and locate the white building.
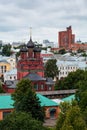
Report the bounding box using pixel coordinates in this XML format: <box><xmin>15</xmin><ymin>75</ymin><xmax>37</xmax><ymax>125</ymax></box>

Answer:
<box><xmin>6</xmin><ymin>57</ymin><xmax>16</xmax><ymax>69</ymax></box>
<box><xmin>4</xmin><ymin>68</ymin><xmax>17</xmax><ymax>82</ymax></box>
<box><xmin>56</xmin><ymin>61</ymin><xmax>78</xmax><ymax>79</ymax></box>
<box><xmin>56</xmin><ymin>58</ymin><xmax>87</xmax><ymax>79</ymax></box>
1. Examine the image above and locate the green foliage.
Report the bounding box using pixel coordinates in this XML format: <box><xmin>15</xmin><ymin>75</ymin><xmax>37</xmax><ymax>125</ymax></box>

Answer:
<box><xmin>42</xmin><ymin>47</ymin><xmax>47</xmax><ymax>50</ymax></box>
<box><xmin>77</xmin><ymin>48</ymin><xmax>85</xmax><ymax>53</ymax></box>
<box><xmin>75</xmin><ymin>79</ymin><xmax>87</xmax><ymax>124</ymax></box>
<box><xmin>76</xmin><ymin>81</ymin><xmax>87</xmax><ymax>108</ymax></box>
<box><xmin>81</xmin><ymin>52</ymin><xmax>87</xmax><ymax>57</ymax></box>
<box><xmin>2</xmin><ymin>44</ymin><xmax>12</xmax><ymax>56</ymax></box>
<box><xmin>16</xmin><ymin>51</ymin><xmax>20</xmax><ymax>59</ymax></box>
<box><xmin>56</xmin><ymin>103</ymin><xmax>86</xmax><ymax>130</ymax></box>
<box><xmin>12</xmin><ymin>79</ymin><xmax>45</xmax><ymax>122</ymax></box>
<box><xmin>0</xmin><ymin>111</ymin><xmax>47</xmax><ymax>130</ymax></box>
<box><xmin>58</xmin><ymin>49</ymin><xmax>66</xmax><ymax>54</ymax></box>
<box><xmin>0</xmin><ymin>82</ymin><xmax>5</xmax><ymax>93</ymax></box>
<box><xmin>45</xmin><ymin>59</ymin><xmax>59</xmax><ymax>79</ymax></box>
<box><xmin>55</xmin><ymin>69</ymin><xmax>86</xmax><ymax>90</ymax></box>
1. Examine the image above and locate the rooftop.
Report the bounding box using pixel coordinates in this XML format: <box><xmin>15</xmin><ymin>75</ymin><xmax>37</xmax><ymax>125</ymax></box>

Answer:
<box><xmin>62</xmin><ymin>94</ymin><xmax>75</xmax><ymax>102</ymax></box>
<box><xmin>0</xmin><ymin>94</ymin><xmax>14</xmax><ymax>109</ymax></box>
<box><xmin>37</xmin><ymin>93</ymin><xmax>58</xmax><ymax>106</ymax></box>
<box><xmin>0</xmin><ymin>93</ymin><xmax>58</xmax><ymax>109</ymax></box>
<box><xmin>23</xmin><ymin>73</ymin><xmax>45</xmax><ymax>81</ymax></box>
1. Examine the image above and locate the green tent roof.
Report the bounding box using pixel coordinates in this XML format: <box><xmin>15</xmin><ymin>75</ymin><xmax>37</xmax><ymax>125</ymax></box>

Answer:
<box><xmin>62</xmin><ymin>94</ymin><xmax>75</xmax><ymax>102</ymax></box>
<box><xmin>0</xmin><ymin>94</ymin><xmax>14</xmax><ymax>109</ymax></box>
<box><xmin>37</xmin><ymin>93</ymin><xmax>58</xmax><ymax>107</ymax></box>
<box><xmin>0</xmin><ymin>93</ymin><xmax>58</xmax><ymax>109</ymax></box>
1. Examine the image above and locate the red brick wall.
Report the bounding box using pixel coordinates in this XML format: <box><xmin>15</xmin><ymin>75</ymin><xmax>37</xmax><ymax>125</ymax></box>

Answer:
<box><xmin>58</xmin><ymin>26</ymin><xmax>75</xmax><ymax>49</ymax></box>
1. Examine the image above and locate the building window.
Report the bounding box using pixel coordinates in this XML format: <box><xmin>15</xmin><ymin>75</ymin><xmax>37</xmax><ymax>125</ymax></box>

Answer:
<box><xmin>14</xmin><ymin>76</ymin><xmax>16</xmax><ymax>79</ymax></box>
<box><xmin>41</xmin><ymin>84</ymin><xmax>44</xmax><ymax>90</ymax></box>
<box><xmin>4</xmin><ymin>66</ymin><xmax>6</xmax><ymax>69</ymax></box>
<box><xmin>1</xmin><ymin>66</ymin><xmax>3</xmax><ymax>73</ymax></box>
<box><xmin>3</xmin><ymin>111</ymin><xmax>11</xmax><ymax>119</ymax></box>
<box><xmin>34</xmin><ymin>84</ymin><xmax>38</xmax><ymax>90</ymax></box>
<box><xmin>48</xmin><ymin>85</ymin><xmax>52</xmax><ymax>90</ymax></box>
<box><xmin>10</xmin><ymin>76</ymin><xmax>12</xmax><ymax>79</ymax></box>
<box><xmin>1</xmin><ymin>66</ymin><xmax>3</xmax><ymax>69</ymax></box>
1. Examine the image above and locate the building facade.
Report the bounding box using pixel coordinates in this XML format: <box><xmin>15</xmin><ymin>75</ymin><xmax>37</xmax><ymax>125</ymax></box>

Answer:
<box><xmin>0</xmin><ymin>94</ymin><xmax>60</xmax><ymax>120</ymax></box>
<box><xmin>4</xmin><ymin>68</ymin><xmax>17</xmax><ymax>82</ymax></box>
<box><xmin>6</xmin><ymin>57</ymin><xmax>16</xmax><ymax>69</ymax></box>
<box><xmin>58</xmin><ymin>26</ymin><xmax>75</xmax><ymax>49</ymax></box>
<box><xmin>0</xmin><ymin>60</ymin><xmax>11</xmax><ymax>78</ymax></box>
<box><xmin>16</xmin><ymin>36</ymin><xmax>54</xmax><ymax>92</ymax></box>
<box><xmin>17</xmin><ymin>37</ymin><xmax>44</xmax><ymax>80</ymax></box>
<box><xmin>57</xmin><ymin>61</ymin><xmax>78</xmax><ymax>79</ymax></box>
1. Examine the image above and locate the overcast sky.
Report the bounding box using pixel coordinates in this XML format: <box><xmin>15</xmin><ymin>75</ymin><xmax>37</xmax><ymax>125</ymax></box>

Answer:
<box><xmin>0</xmin><ymin>0</ymin><xmax>87</xmax><ymax>44</ymax></box>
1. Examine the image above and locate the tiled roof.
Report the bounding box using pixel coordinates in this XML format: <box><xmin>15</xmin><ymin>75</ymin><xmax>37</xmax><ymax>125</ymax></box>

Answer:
<box><xmin>62</xmin><ymin>94</ymin><xmax>75</xmax><ymax>102</ymax></box>
<box><xmin>5</xmin><ymin>80</ymin><xmax>18</xmax><ymax>88</ymax></box>
<box><xmin>0</xmin><ymin>93</ymin><xmax>58</xmax><ymax>109</ymax></box>
<box><xmin>24</xmin><ymin>73</ymin><xmax>45</xmax><ymax>81</ymax></box>
<box><xmin>0</xmin><ymin>94</ymin><xmax>14</xmax><ymax>109</ymax></box>
<box><xmin>37</xmin><ymin>93</ymin><xmax>58</xmax><ymax>106</ymax></box>
<box><xmin>46</xmin><ymin>77</ymin><xmax>54</xmax><ymax>85</ymax></box>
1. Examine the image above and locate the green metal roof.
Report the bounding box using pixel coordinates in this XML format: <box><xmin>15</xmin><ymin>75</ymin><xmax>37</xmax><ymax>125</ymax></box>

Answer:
<box><xmin>37</xmin><ymin>93</ymin><xmax>59</xmax><ymax>107</ymax></box>
<box><xmin>0</xmin><ymin>93</ymin><xmax>58</xmax><ymax>110</ymax></box>
<box><xmin>0</xmin><ymin>95</ymin><xmax>14</xmax><ymax>109</ymax></box>
<box><xmin>62</xmin><ymin>94</ymin><xmax>75</xmax><ymax>102</ymax></box>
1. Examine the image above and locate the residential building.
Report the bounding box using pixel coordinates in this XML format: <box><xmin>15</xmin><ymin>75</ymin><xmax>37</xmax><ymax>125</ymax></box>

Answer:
<box><xmin>4</xmin><ymin>68</ymin><xmax>17</xmax><ymax>82</ymax></box>
<box><xmin>0</xmin><ymin>56</ymin><xmax>16</xmax><ymax>69</ymax></box>
<box><xmin>6</xmin><ymin>57</ymin><xmax>16</xmax><ymax>69</ymax></box>
<box><xmin>0</xmin><ymin>60</ymin><xmax>11</xmax><ymax>78</ymax></box>
<box><xmin>57</xmin><ymin>61</ymin><xmax>78</xmax><ymax>79</ymax></box>
<box><xmin>58</xmin><ymin>26</ymin><xmax>75</xmax><ymax>49</ymax></box>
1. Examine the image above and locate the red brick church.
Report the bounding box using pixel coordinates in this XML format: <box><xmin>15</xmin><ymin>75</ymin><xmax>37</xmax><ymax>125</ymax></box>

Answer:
<box><xmin>17</xmin><ymin>36</ymin><xmax>54</xmax><ymax>91</ymax></box>
<box><xmin>17</xmin><ymin>36</ymin><xmax>44</xmax><ymax>79</ymax></box>
<box><xmin>3</xmin><ymin>34</ymin><xmax>54</xmax><ymax>93</ymax></box>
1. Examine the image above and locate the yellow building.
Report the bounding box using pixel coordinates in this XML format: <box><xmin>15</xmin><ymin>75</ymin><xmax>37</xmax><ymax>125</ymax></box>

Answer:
<box><xmin>0</xmin><ymin>60</ymin><xmax>11</xmax><ymax>78</ymax></box>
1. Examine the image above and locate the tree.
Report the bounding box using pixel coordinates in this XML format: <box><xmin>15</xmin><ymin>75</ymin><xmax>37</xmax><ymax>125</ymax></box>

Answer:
<box><xmin>77</xmin><ymin>48</ymin><xmax>84</xmax><ymax>53</ymax></box>
<box><xmin>0</xmin><ymin>111</ymin><xmax>47</xmax><ymax>130</ymax></box>
<box><xmin>44</xmin><ymin>59</ymin><xmax>59</xmax><ymax>79</ymax></box>
<box><xmin>75</xmin><ymin>80</ymin><xmax>87</xmax><ymax>124</ymax></box>
<box><xmin>12</xmin><ymin>79</ymin><xmax>45</xmax><ymax>122</ymax></box>
<box><xmin>58</xmin><ymin>49</ymin><xmax>66</xmax><ymax>54</ymax></box>
<box><xmin>2</xmin><ymin>44</ymin><xmax>12</xmax><ymax>56</ymax></box>
<box><xmin>0</xmin><ymin>82</ymin><xmax>4</xmax><ymax>93</ymax></box>
<box><xmin>55</xmin><ymin>69</ymin><xmax>86</xmax><ymax>90</ymax></box>
<box><xmin>56</xmin><ymin>102</ymin><xmax>87</xmax><ymax>130</ymax></box>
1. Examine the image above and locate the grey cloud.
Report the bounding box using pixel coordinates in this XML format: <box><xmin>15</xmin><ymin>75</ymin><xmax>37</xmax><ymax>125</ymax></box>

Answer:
<box><xmin>0</xmin><ymin>0</ymin><xmax>87</xmax><ymax>42</ymax></box>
